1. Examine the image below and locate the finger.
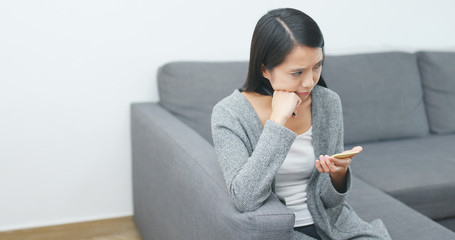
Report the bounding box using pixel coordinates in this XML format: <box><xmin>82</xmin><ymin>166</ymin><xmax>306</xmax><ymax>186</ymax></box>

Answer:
<box><xmin>294</xmin><ymin>94</ymin><xmax>301</xmax><ymax>116</ymax></box>
<box><xmin>315</xmin><ymin>160</ymin><xmax>323</xmax><ymax>172</ymax></box>
<box><xmin>320</xmin><ymin>156</ymin><xmax>330</xmax><ymax>172</ymax></box>
<box><xmin>330</xmin><ymin>157</ymin><xmax>350</xmax><ymax>167</ymax></box>
<box><xmin>352</xmin><ymin>146</ymin><xmax>363</xmax><ymax>152</ymax></box>
<box><xmin>316</xmin><ymin>160</ymin><xmax>326</xmax><ymax>173</ymax></box>
<box><xmin>325</xmin><ymin>156</ymin><xmax>336</xmax><ymax>172</ymax></box>
<box><xmin>327</xmin><ymin>159</ymin><xmax>338</xmax><ymax>172</ymax></box>
<box><xmin>296</xmin><ymin>95</ymin><xmax>303</xmax><ymax>106</ymax></box>
<box><xmin>326</xmin><ymin>154</ymin><xmax>335</xmax><ymax>165</ymax></box>
<box><xmin>319</xmin><ymin>160</ymin><xmax>328</xmax><ymax>172</ymax></box>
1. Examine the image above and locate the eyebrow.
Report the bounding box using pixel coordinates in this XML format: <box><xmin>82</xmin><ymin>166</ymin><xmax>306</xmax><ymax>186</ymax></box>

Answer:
<box><xmin>290</xmin><ymin>59</ymin><xmax>323</xmax><ymax>72</ymax></box>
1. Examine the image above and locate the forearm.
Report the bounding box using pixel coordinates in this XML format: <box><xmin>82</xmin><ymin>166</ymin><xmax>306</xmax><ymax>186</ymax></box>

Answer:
<box><xmin>320</xmin><ymin>167</ymin><xmax>352</xmax><ymax>208</ymax></box>
<box><xmin>215</xmin><ymin>120</ymin><xmax>297</xmax><ymax>212</ymax></box>
<box><xmin>330</xmin><ymin>170</ymin><xmax>348</xmax><ymax>193</ymax></box>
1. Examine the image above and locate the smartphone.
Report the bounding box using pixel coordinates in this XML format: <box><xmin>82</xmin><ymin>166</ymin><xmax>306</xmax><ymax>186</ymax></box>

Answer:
<box><xmin>261</xmin><ymin>86</ymin><xmax>296</xmax><ymax>117</ymax></box>
<box><xmin>331</xmin><ymin>150</ymin><xmax>360</xmax><ymax>159</ymax></box>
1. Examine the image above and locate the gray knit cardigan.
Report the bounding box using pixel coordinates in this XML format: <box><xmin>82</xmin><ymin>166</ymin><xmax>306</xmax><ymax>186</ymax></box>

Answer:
<box><xmin>211</xmin><ymin>85</ymin><xmax>391</xmax><ymax>240</ymax></box>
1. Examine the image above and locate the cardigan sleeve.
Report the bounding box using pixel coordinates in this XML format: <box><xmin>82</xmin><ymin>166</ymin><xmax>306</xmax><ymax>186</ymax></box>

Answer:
<box><xmin>211</xmin><ymin>103</ymin><xmax>297</xmax><ymax>212</ymax></box>
<box><xmin>319</xmin><ymin>92</ymin><xmax>353</xmax><ymax>209</ymax></box>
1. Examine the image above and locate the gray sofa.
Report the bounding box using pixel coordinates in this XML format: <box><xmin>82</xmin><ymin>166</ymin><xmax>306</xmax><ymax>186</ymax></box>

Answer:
<box><xmin>131</xmin><ymin>51</ymin><xmax>455</xmax><ymax>239</ymax></box>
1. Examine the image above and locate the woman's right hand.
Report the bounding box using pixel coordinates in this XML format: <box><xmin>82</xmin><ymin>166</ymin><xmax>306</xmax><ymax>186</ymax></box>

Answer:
<box><xmin>269</xmin><ymin>90</ymin><xmax>302</xmax><ymax>125</ymax></box>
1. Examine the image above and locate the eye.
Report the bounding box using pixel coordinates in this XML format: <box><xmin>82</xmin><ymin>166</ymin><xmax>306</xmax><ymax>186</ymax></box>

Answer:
<box><xmin>314</xmin><ymin>64</ymin><xmax>322</xmax><ymax>69</ymax></box>
<box><xmin>292</xmin><ymin>71</ymin><xmax>302</xmax><ymax>76</ymax></box>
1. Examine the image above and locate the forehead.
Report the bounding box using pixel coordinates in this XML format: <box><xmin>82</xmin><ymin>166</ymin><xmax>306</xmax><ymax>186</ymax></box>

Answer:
<box><xmin>280</xmin><ymin>45</ymin><xmax>323</xmax><ymax>69</ymax></box>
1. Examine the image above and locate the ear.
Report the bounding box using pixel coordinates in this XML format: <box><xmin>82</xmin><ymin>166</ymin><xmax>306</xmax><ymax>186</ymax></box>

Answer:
<box><xmin>261</xmin><ymin>64</ymin><xmax>271</xmax><ymax>80</ymax></box>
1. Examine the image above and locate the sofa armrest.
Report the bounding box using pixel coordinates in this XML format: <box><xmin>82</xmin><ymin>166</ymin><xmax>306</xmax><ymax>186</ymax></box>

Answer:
<box><xmin>131</xmin><ymin>102</ymin><xmax>295</xmax><ymax>240</ymax></box>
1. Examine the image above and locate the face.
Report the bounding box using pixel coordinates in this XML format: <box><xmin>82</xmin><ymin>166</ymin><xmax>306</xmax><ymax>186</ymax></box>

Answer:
<box><xmin>262</xmin><ymin>45</ymin><xmax>323</xmax><ymax>100</ymax></box>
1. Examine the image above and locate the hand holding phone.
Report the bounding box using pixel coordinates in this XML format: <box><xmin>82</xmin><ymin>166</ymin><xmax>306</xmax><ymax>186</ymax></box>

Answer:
<box><xmin>316</xmin><ymin>146</ymin><xmax>363</xmax><ymax>177</ymax></box>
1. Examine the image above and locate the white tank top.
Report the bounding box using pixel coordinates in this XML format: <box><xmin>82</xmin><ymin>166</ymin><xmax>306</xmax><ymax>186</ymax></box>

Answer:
<box><xmin>274</xmin><ymin>126</ymin><xmax>315</xmax><ymax>227</ymax></box>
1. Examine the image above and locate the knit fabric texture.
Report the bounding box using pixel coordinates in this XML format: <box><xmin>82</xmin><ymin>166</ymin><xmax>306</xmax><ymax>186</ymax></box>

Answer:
<box><xmin>211</xmin><ymin>85</ymin><xmax>391</xmax><ymax>240</ymax></box>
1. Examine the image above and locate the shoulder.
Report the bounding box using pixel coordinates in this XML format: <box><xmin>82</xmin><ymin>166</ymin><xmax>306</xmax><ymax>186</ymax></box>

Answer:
<box><xmin>212</xmin><ymin>89</ymin><xmax>243</xmax><ymax>118</ymax></box>
<box><xmin>213</xmin><ymin>89</ymin><xmax>242</xmax><ymax>110</ymax></box>
<box><xmin>312</xmin><ymin>85</ymin><xmax>342</xmax><ymax>112</ymax></box>
<box><xmin>313</xmin><ymin>85</ymin><xmax>341</xmax><ymax>103</ymax></box>
<box><xmin>211</xmin><ymin>89</ymin><xmax>253</xmax><ymax>127</ymax></box>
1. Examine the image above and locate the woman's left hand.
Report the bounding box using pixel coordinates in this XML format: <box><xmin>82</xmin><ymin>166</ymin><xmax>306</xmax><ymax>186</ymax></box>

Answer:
<box><xmin>315</xmin><ymin>146</ymin><xmax>363</xmax><ymax>177</ymax></box>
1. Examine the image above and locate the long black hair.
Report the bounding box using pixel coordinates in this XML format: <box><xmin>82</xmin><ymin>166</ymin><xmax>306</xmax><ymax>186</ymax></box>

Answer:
<box><xmin>241</xmin><ymin>8</ymin><xmax>327</xmax><ymax>95</ymax></box>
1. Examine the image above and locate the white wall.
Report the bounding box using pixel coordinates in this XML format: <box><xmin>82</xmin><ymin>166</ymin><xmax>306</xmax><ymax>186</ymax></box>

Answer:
<box><xmin>1</xmin><ymin>0</ymin><xmax>454</xmax><ymax>231</ymax></box>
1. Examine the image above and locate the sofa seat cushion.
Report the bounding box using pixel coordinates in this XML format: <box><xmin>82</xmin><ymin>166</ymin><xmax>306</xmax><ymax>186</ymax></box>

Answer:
<box><xmin>416</xmin><ymin>51</ymin><xmax>455</xmax><ymax>134</ymax></box>
<box><xmin>437</xmin><ymin>217</ymin><xmax>455</xmax><ymax>233</ymax></box>
<box><xmin>322</xmin><ymin>52</ymin><xmax>429</xmax><ymax>145</ymax></box>
<box><xmin>347</xmin><ymin>134</ymin><xmax>455</xmax><ymax>220</ymax></box>
<box><xmin>347</xmin><ymin>176</ymin><xmax>455</xmax><ymax>240</ymax></box>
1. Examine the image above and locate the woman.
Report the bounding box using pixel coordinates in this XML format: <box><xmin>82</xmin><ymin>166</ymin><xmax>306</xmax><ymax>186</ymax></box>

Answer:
<box><xmin>211</xmin><ymin>8</ymin><xmax>391</xmax><ymax>240</ymax></box>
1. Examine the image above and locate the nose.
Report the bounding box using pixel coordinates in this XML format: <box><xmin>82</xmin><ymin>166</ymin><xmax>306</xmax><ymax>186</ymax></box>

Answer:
<box><xmin>300</xmin><ymin>73</ymin><xmax>314</xmax><ymax>89</ymax></box>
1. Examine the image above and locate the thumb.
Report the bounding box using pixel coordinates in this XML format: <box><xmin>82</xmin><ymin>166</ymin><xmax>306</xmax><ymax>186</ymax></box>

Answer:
<box><xmin>293</xmin><ymin>96</ymin><xmax>302</xmax><ymax>117</ymax></box>
<box><xmin>296</xmin><ymin>98</ymin><xmax>302</xmax><ymax>110</ymax></box>
<box><xmin>296</xmin><ymin>97</ymin><xmax>303</xmax><ymax>107</ymax></box>
<box><xmin>352</xmin><ymin>146</ymin><xmax>363</xmax><ymax>152</ymax></box>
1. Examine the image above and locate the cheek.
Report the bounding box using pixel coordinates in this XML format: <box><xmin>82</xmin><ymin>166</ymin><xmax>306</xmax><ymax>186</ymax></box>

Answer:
<box><xmin>269</xmin><ymin>73</ymin><xmax>299</xmax><ymax>90</ymax></box>
<box><xmin>313</xmin><ymin>69</ymin><xmax>322</xmax><ymax>82</ymax></box>
<box><xmin>316</xmin><ymin>67</ymin><xmax>322</xmax><ymax>77</ymax></box>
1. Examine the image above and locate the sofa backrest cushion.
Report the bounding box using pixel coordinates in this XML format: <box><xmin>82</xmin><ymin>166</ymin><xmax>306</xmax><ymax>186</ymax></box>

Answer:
<box><xmin>416</xmin><ymin>51</ymin><xmax>455</xmax><ymax>134</ymax></box>
<box><xmin>158</xmin><ymin>61</ymin><xmax>248</xmax><ymax>144</ymax></box>
<box><xmin>322</xmin><ymin>52</ymin><xmax>429</xmax><ymax>145</ymax></box>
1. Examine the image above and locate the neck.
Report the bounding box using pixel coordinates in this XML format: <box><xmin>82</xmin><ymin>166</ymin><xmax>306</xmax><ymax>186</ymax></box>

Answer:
<box><xmin>299</xmin><ymin>94</ymin><xmax>312</xmax><ymax>109</ymax></box>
